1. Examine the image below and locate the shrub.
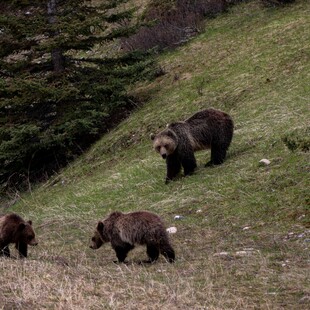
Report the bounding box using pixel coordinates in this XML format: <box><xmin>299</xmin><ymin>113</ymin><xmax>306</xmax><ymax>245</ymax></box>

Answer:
<box><xmin>121</xmin><ymin>0</ymin><xmax>229</xmax><ymax>51</ymax></box>
<box><xmin>261</xmin><ymin>0</ymin><xmax>296</xmax><ymax>7</ymax></box>
<box><xmin>282</xmin><ymin>127</ymin><xmax>310</xmax><ymax>152</ymax></box>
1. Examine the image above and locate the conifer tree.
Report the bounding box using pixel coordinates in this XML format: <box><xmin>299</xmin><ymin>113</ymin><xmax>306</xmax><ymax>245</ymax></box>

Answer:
<box><xmin>0</xmin><ymin>0</ymin><xmax>152</xmax><ymax>193</ymax></box>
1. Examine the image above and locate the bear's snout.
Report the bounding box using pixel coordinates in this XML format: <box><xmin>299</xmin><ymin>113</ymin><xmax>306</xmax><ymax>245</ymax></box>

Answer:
<box><xmin>161</xmin><ymin>154</ymin><xmax>167</xmax><ymax>159</ymax></box>
<box><xmin>30</xmin><ymin>240</ymin><xmax>38</xmax><ymax>246</ymax></box>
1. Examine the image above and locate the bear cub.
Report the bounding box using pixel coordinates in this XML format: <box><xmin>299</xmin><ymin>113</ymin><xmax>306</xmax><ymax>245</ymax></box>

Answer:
<box><xmin>90</xmin><ymin>211</ymin><xmax>175</xmax><ymax>264</ymax></box>
<box><xmin>0</xmin><ymin>213</ymin><xmax>38</xmax><ymax>258</ymax></box>
<box><xmin>151</xmin><ymin>108</ymin><xmax>234</xmax><ymax>183</ymax></box>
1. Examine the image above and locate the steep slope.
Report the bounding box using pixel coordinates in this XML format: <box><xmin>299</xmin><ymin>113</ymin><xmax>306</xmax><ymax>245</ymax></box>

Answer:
<box><xmin>1</xmin><ymin>1</ymin><xmax>309</xmax><ymax>309</ymax></box>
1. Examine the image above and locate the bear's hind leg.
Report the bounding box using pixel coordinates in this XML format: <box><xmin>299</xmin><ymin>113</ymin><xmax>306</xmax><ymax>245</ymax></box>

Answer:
<box><xmin>206</xmin><ymin>145</ymin><xmax>226</xmax><ymax>166</ymax></box>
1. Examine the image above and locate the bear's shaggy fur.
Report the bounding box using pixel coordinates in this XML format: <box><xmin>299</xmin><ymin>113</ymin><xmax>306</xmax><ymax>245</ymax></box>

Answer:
<box><xmin>151</xmin><ymin>108</ymin><xmax>234</xmax><ymax>183</ymax></box>
<box><xmin>0</xmin><ymin>213</ymin><xmax>38</xmax><ymax>258</ymax></box>
<box><xmin>90</xmin><ymin>211</ymin><xmax>175</xmax><ymax>263</ymax></box>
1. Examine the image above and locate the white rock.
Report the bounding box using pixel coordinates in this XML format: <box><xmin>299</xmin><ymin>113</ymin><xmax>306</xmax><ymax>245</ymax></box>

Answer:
<box><xmin>242</xmin><ymin>226</ymin><xmax>251</xmax><ymax>231</ymax></box>
<box><xmin>166</xmin><ymin>227</ymin><xmax>177</xmax><ymax>234</ymax></box>
<box><xmin>259</xmin><ymin>158</ymin><xmax>271</xmax><ymax>166</ymax></box>
<box><xmin>174</xmin><ymin>215</ymin><xmax>184</xmax><ymax>220</ymax></box>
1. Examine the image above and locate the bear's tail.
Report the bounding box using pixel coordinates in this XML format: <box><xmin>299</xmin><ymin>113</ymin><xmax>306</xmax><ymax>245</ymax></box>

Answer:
<box><xmin>160</xmin><ymin>242</ymin><xmax>175</xmax><ymax>263</ymax></box>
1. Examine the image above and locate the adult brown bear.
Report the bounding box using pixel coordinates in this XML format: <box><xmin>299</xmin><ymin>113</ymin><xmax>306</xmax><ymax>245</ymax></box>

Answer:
<box><xmin>0</xmin><ymin>213</ymin><xmax>38</xmax><ymax>258</ymax></box>
<box><xmin>90</xmin><ymin>211</ymin><xmax>175</xmax><ymax>263</ymax></box>
<box><xmin>151</xmin><ymin>108</ymin><xmax>234</xmax><ymax>183</ymax></box>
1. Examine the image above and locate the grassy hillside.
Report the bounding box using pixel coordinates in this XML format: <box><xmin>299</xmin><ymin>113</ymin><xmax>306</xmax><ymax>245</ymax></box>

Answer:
<box><xmin>1</xmin><ymin>1</ymin><xmax>309</xmax><ymax>309</ymax></box>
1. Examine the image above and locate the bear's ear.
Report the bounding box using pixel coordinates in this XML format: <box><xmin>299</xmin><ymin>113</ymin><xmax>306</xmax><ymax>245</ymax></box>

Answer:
<box><xmin>18</xmin><ymin>223</ymin><xmax>26</xmax><ymax>231</ymax></box>
<box><xmin>27</xmin><ymin>220</ymin><xmax>32</xmax><ymax>226</ymax></box>
<box><xmin>150</xmin><ymin>133</ymin><xmax>155</xmax><ymax>141</ymax></box>
<box><xmin>97</xmin><ymin>221</ymin><xmax>104</xmax><ymax>231</ymax></box>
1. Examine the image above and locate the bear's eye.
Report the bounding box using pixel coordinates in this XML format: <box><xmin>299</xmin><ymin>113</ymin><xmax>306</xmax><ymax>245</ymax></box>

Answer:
<box><xmin>28</xmin><ymin>236</ymin><xmax>33</xmax><ymax>241</ymax></box>
<box><xmin>164</xmin><ymin>144</ymin><xmax>168</xmax><ymax>148</ymax></box>
<box><xmin>92</xmin><ymin>237</ymin><xmax>95</xmax><ymax>242</ymax></box>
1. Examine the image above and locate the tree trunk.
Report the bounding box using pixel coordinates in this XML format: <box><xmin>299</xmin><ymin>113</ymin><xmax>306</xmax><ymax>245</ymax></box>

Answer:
<box><xmin>47</xmin><ymin>0</ymin><xmax>65</xmax><ymax>72</ymax></box>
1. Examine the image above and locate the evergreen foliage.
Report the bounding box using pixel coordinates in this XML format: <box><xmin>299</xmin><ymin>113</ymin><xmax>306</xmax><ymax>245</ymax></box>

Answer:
<box><xmin>0</xmin><ymin>0</ymin><xmax>154</xmax><ymax>193</ymax></box>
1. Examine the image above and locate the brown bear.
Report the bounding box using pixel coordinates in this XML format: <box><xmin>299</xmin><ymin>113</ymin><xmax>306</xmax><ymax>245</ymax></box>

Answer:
<box><xmin>151</xmin><ymin>108</ymin><xmax>234</xmax><ymax>183</ymax></box>
<box><xmin>90</xmin><ymin>211</ymin><xmax>175</xmax><ymax>263</ymax></box>
<box><xmin>0</xmin><ymin>213</ymin><xmax>38</xmax><ymax>258</ymax></box>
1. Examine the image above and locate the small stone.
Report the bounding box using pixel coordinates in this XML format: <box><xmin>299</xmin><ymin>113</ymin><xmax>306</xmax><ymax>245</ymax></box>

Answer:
<box><xmin>174</xmin><ymin>215</ymin><xmax>184</xmax><ymax>220</ymax></box>
<box><xmin>287</xmin><ymin>232</ymin><xmax>295</xmax><ymax>238</ymax></box>
<box><xmin>242</xmin><ymin>226</ymin><xmax>251</xmax><ymax>231</ymax></box>
<box><xmin>196</xmin><ymin>209</ymin><xmax>202</xmax><ymax>213</ymax></box>
<box><xmin>213</xmin><ymin>252</ymin><xmax>229</xmax><ymax>257</ymax></box>
<box><xmin>166</xmin><ymin>227</ymin><xmax>177</xmax><ymax>234</ymax></box>
<box><xmin>243</xmin><ymin>248</ymin><xmax>255</xmax><ymax>252</ymax></box>
<box><xmin>299</xmin><ymin>296</ymin><xmax>310</xmax><ymax>304</ymax></box>
<box><xmin>235</xmin><ymin>251</ymin><xmax>248</xmax><ymax>257</ymax></box>
<box><xmin>259</xmin><ymin>158</ymin><xmax>271</xmax><ymax>166</ymax></box>
<box><xmin>298</xmin><ymin>214</ymin><xmax>305</xmax><ymax>220</ymax></box>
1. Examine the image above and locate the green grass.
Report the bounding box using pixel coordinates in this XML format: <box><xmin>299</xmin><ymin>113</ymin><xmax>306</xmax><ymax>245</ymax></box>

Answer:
<box><xmin>1</xmin><ymin>0</ymin><xmax>309</xmax><ymax>309</ymax></box>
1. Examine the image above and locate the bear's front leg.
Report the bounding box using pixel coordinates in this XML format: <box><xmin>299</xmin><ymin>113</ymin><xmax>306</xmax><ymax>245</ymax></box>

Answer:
<box><xmin>0</xmin><ymin>245</ymin><xmax>10</xmax><ymax>257</ymax></box>
<box><xmin>165</xmin><ymin>154</ymin><xmax>182</xmax><ymax>183</ymax></box>
<box><xmin>182</xmin><ymin>152</ymin><xmax>197</xmax><ymax>176</ymax></box>
<box><xmin>145</xmin><ymin>244</ymin><xmax>159</xmax><ymax>263</ymax></box>
<box><xmin>16</xmin><ymin>242</ymin><xmax>28</xmax><ymax>258</ymax></box>
<box><xmin>113</xmin><ymin>242</ymin><xmax>134</xmax><ymax>263</ymax></box>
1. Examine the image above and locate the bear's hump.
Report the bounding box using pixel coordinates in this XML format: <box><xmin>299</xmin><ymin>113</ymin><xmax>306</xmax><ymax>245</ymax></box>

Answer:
<box><xmin>0</xmin><ymin>213</ymin><xmax>24</xmax><ymax>231</ymax></box>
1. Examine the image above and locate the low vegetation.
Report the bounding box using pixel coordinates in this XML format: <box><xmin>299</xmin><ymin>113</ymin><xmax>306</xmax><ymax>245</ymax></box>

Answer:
<box><xmin>1</xmin><ymin>0</ymin><xmax>309</xmax><ymax>309</ymax></box>
<box><xmin>121</xmin><ymin>0</ymin><xmax>230</xmax><ymax>51</ymax></box>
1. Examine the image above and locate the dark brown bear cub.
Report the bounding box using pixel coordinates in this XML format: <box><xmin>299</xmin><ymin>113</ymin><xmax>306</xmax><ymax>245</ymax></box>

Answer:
<box><xmin>0</xmin><ymin>213</ymin><xmax>38</xmax><ymax>258</ymax></box>
<box><xmin>151</xmin><ymin>108</ymin><xmax>234</xmax><ymax>183</ymax></box>
<box><xmin>90</xmin><ymin>211</ymin><xmax>175</xmax><ymax>263</ymax></box>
